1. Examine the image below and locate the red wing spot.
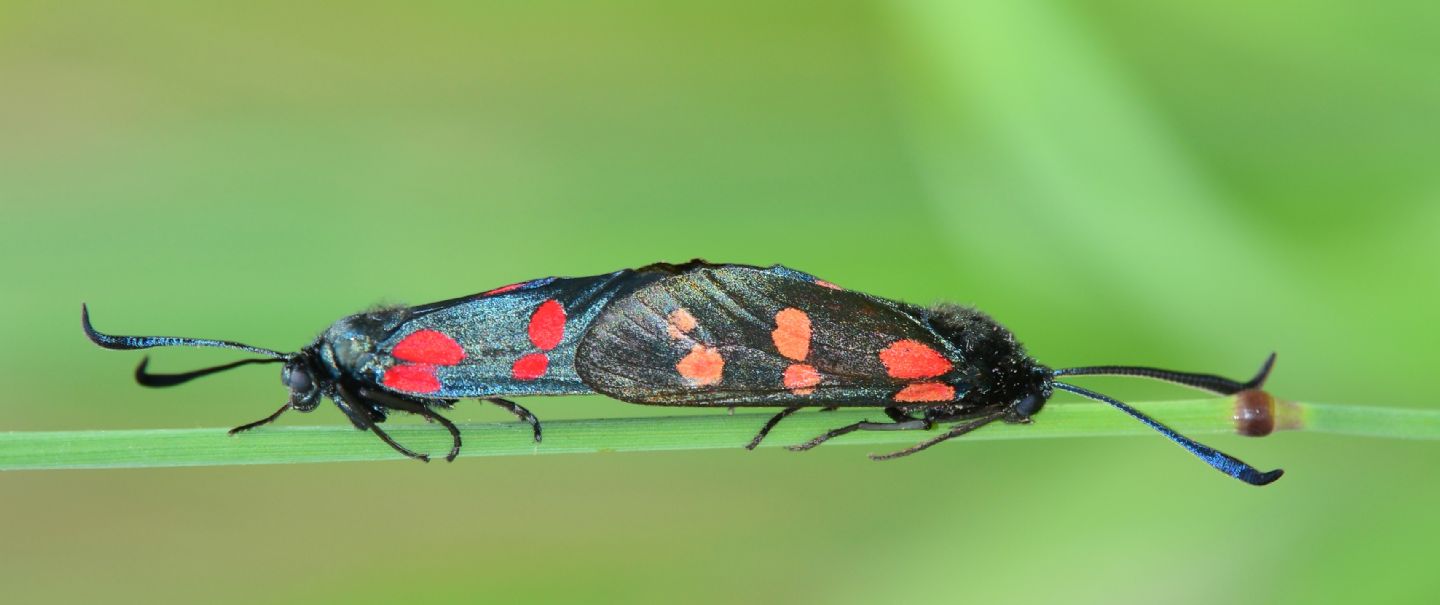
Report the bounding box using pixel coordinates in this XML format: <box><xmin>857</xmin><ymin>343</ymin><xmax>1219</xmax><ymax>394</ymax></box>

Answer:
<box><xmin>391</xmin><ymin>329</ymin><xmax>466</xmax><ymax>365</ymax></box>
<box><xmin>879</xmin><ymin>339</ymin><xmax>953</xmax><ymax>379</ymax></box>
<box><xmin>383</xmin><ymin>364</ymin><xmax>441</xmax><ymax>393</ymax></box>
<box><xmin>528</xmin><ymin>300</ymin><xmax>566</xmax><ymax>350</ymax></box>
<box><xmin>894</xmin><ymin>382</ymin><xmax>956</xmax><ymax>403</ymax></box>
<box><xmin>771</xmin><ymin>308</ymin><xmax>812</xmax><ymax>361</ymax></box>
<box><xmin>511</xmin><ymin>353</ymin><xmax>549</xmax><ymax>381</ymax></box>
<box><xmin>783</xmin><ymin>363</ymin><xmax>821</xmax><ymax>395</ymax></box>
<box><xmin>482</xmin><ymin>282</ymin><xmax>526</xmax><ymax>296</ymax></box>
<box><xmin>814</xmin><ymin>279</ymin><xmax>842</xmax><ymax>290</ymax></box>
<box><xmin>666</xmin><ymin>308</ymin><xmax>698</xmax><ymax>340</ymax></box>
<box><xmin>676</xmin><ymin>344</ymin><xmax>724</xmax><ymax>386</ymax></box>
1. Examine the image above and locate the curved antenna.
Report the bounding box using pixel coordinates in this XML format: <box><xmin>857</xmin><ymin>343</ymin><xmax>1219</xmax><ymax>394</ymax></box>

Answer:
<box><xmin>82</xmin><ymin>304</ymin><xmax>288</xmax><ymax>359</ymax></box>
<box><xmin>1053</xmin><ymin>382</ymin><xmax>1283</xmax><ymax>486</ymax></box>
<box><xmin>135</xmin><ymin>356</ymin><xmax>284</xmax><ymax>388</ymax></box>
<box><xmin>1053</xmin><ymin>352</ymin><xmax>1275</xmax><ymax>395</ymax></box>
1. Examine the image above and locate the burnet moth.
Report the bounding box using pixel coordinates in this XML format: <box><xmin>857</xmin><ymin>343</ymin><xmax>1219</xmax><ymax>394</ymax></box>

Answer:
<box><xmin>82</xmin><ymin>262</ymin><xmax>700</xmax><ymax>461</ymax></box>
<box><xmin>84</xmin><ymin>260</ymin><xmax>1282</xmax><ymax>484</ymax></box>
<box><xmin>574</xmin><ymin>263</ymin><xmax>1281</xmax><ymax>485</ymax></box>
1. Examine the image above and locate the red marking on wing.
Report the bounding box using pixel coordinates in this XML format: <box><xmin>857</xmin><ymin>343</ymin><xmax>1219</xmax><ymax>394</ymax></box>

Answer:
<box><xmin>391</xmin><ymin>329</ymin><xmax>465</xmax><ymax>365</ymax></box>
<box><xmin>814</xmin><ymin>279</ymin><xmax>842</xmax><ymax>290</ymax></box>
<box><xmin>677</xmin><ymin>344</ymin><xmax>724</xmax><ymax>386</ymax></box>
<box><xmin>528</xmin><ymin>299</ymin><xmax>566</xmax><ymax>351</ymax></box>
<box><xmin>783</xmin><ymin>363</ymin><xmax>821</xmax><ymax>395</ymax></box>
<box><xmin>666</xmin><ymin>308</ymin><xmax>698</xmax><ymax>340</ymax></box>
<box><xmin>482</xmin><ymin>281</ymin><xmax>526</xmax><ymax>296</ymax></box>
<box><xmin>771</xmin><ymin>308</ymin><xmax>811</xmax><ymax>361</ymax></box>
<box><xmin>879</xmin><ymin>339</ymin><xmax>953</xmax><ymax>379</ymax></box>
<box><xmin>894</xmin><ymin>382</ymin><xmax>956</xmax><ymax>403</ymax></box>
<box><xmin>511</xmin><ymin>353</ymin><xmax>549</xmax><ymax>381</ymax></box>
<box><xmin>383</xmin><ymin>364</ymin><xmax>441</xmax><ymax>393</ymax></box>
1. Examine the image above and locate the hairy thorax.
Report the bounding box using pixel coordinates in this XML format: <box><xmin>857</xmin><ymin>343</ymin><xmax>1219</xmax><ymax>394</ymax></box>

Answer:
<box><xmin>924</xmin><ymin>303</ymin><xmax>1050</xmax><ymax>407</ymax></box>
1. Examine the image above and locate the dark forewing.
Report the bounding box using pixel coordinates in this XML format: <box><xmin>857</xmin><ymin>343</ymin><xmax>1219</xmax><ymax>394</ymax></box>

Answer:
<box><xmin>370</xmin><ymin>262</ymin><xmax>700</xmax><ymax>398</ymax></box>
<box><xmin>575</xmin><ymin>265</ymin><xmax>967</xmax><ymax>406</ymax></box>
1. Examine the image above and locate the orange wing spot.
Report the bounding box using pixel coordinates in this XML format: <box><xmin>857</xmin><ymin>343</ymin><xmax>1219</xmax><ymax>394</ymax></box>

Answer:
<box><xmin>528</xmin><ymin>300</ymin><xmax>566</xmax><ymax>351</ymax></box>
<box><xmin>814</xmin><ymin>279</ymin><xmax>842</xmax><ymax>290</ymax></box>
<box><xmin>879</xmin><ymin>339</ymin><xmax>953</xmax><ymax>379</ymax></box>
<box><xmin>676</xmin><ymin>344</ymin><xmax>724</xmax><ymax>386</ymax></box>
<box><xmin>771</xmin><ymin>307</ymin><xmax>812</xmax><ymax>361</ymax></box>
<box><xmin>391</xmin><ymin>329</ymin><xmax>466</xmax><ymax>365</ymax></box>
<box><xmin>894</xmin><ymin>382</ymin><xmax>956</xmax><ymax>403</ymax></box>
<box><xmin>511</xmin><ymin>353</ymin><xmax>549</xmax><ymax>381</ymax></box>
<box><xmin>783</xmin><ymin>363</ymin><xmax>821</xmax><ymax>395</ymax></box>
<box><xmin>383</xmin><ymin>364</ymin><xmax>441</xmax><ymax>393</ymax></box>
<box><xmin>666</xmin><ymin>308</ymin><xmax>698</xmax><ymax>340</ymax></box>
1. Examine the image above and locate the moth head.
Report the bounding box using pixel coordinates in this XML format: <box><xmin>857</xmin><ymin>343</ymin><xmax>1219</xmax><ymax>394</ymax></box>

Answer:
<box><xmin>1010</xmin><ymin>366</ymin><xmax>1054</xmax><ymax>419</ymax></box>
<box><xmin>281</xmin><ymin>354</ymin><xmax>323</xmax><ymax>412</ymax></box>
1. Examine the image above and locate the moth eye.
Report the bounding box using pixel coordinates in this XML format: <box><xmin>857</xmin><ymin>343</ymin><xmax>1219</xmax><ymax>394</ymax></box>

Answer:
<box><xmin>283</xmin><ymin>365</ymin><xmax>314</xmax><ymax>392</ymax></box>
<box><xmin>1014</xmin><ymin>392</ymin><xmax>1045</xmax><ymax>417</ymax></box>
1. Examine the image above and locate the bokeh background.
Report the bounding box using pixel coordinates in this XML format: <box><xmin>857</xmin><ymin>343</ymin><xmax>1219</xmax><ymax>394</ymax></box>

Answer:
<box><xmin>3</xmin><ymin>1</ymin><xmax>1438</xmax><ymax>603</ymax></box>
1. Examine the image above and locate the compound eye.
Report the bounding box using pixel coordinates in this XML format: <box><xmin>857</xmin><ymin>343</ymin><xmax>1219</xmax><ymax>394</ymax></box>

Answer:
<box><xmin>282</xmin><ymin>364</ymin><xmax>314</xmax><ymax>393</ymax></box>
<box><xmin>1014</xmin><ymin>392</ymin><xmax>1046</xmax><ymax>418</ymax></box>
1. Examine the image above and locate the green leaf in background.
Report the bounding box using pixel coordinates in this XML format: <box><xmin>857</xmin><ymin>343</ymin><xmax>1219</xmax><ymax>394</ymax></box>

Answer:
<box><xmin>2</xmin><ymin>1</ymin><xmax>1437</xmax><ymax>604</ymax></box>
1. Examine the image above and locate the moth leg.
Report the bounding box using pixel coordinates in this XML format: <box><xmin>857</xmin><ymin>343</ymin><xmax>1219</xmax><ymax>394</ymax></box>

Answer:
<box><xmin>368</xmin><ymin>421</ymin><xmax>430</xmax><ymax>462</ymax></box>
<box><xmin>335</xmin><ymin>384</ymin><xmax>429</xmax><ymax>462</ymax></box>
<box><xmin>359</xmin><ymin>388</ymin><xmax>463</xmax><ymax>462</ymax></box>
<box><xmin>409</xmin><ymin>408</ymin><xmax>462</xmax><ymax>462</ymax></box>
<box><xmin>487</xmin><ymin>398</ymin><xmax>542</xmax><ymax>443</ymax></box>
<box><xmin>885</xmin><ymin>407</ymin><xmax>930</xmax><ymax>424</ymax></box>
<box><xmin>869</xmin><ymin>413</ymin><xmax>1004</xmax><ymax>461</ymax></box>
<box><xmin>787</xmin><ymin>408</ymin><xmax>933</xmax><ymax>452</ymax></box>
<box><xmin>227</xmin><ymin>403</ymin><xmax>290</xmax><ymax>435</ymax></box>
<box><xmin>745</xmin><ymin>406</ymin><xmax>802</xmax><ymax>450</ymax></box>
<box><xmin>754</xmin><ymin>406</ymin><xmax>914</xmax><ymax>450</ymax></box>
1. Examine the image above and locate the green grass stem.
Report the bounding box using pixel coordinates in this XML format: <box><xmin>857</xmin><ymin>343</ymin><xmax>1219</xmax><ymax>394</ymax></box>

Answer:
<box><xmin>0</xmin><ymin>398</ymin><xmax>1432</xmax><ymax>470</ymax></box>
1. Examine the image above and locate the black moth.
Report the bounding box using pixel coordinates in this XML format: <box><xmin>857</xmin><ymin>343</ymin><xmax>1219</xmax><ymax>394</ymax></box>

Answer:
<box><xmin>84</xmin><ymin>261</ymin><xmax>1281</xmax><ymax>484</ymax></box>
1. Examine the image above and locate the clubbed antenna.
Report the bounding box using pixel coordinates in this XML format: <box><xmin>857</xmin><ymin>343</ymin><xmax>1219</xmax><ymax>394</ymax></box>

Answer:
<box><xmin>1052</xmin><ymin>382</ymin><xmax>1283</xmax><ymax>486</ymax></box>
<box><xmin>83</xmin><ymin>304</ymin><xmax>288</xmax><ymax>359</ymax></box>
<box><xmin>134</xmin><ymin>356</ymin><xmax>283</xmax><ymax>388</ymax></box>
<box><xmin>1053</xmin><ymin>353</ymin><xmax>1276</xmax><ymax>395</ymax></box>
<box><xmin>84</xmin><ymin>304</ymin><xmax>289</xmax><ymax>387</ymax></box>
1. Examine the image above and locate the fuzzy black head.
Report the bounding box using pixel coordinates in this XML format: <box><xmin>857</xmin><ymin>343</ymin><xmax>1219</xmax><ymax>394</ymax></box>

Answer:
<box><xmin>924</xmin><ymin>304</ymin><xmax>1052</xmax><ymax>419</ymax></box>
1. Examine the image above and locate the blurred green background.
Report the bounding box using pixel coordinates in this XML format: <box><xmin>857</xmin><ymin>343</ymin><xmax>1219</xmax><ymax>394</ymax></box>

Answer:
<box><xmin>3</xmin><ymin>1</ymin><xmax>1438</xmax><ymax>603</ymax></box>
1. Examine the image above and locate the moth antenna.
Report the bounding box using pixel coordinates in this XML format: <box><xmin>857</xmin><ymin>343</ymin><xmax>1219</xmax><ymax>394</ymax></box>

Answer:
<box><xmin>1052</xmin><ymin>382</ymin><xmax>1282</xmax><ymax>486</ymax></box>
<box><xmin>134</xmin><ymin>356</ymin><xmax>284</xmax><ymax>388</ymax></box>
<box><xmin>1052</xmin><ymin>352</ymin><xmax>1276</xmax><ymax>395</ymax></box>
<box><xmin>82</xmin><ymin>304</ymin><xmax>289</xmax><ymax>359</ymax></box>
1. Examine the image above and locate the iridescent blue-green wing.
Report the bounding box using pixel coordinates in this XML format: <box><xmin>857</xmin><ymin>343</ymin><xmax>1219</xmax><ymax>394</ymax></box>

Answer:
<box><xmin>368</xmin><ymin>262</ymin><xmax>701</xmax><ymax>398</ymax></box>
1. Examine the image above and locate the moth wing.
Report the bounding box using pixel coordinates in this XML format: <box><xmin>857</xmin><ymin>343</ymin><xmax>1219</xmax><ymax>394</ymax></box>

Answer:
<box><xmin>575</xmin><ymin>265</ymin><xmax>965</xmax><ymax>406</ymax></box>
<box><xmin>372</xmin><ymin>262</ymin><xmax>702</xmax><ymax>398</ymax></box>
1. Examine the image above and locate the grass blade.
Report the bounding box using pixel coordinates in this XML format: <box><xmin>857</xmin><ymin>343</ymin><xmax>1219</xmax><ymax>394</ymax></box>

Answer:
<box><xmin>0</xmin><ymin>398</ymin><xmax>1431</xmax><ymax>470</ymax></box>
